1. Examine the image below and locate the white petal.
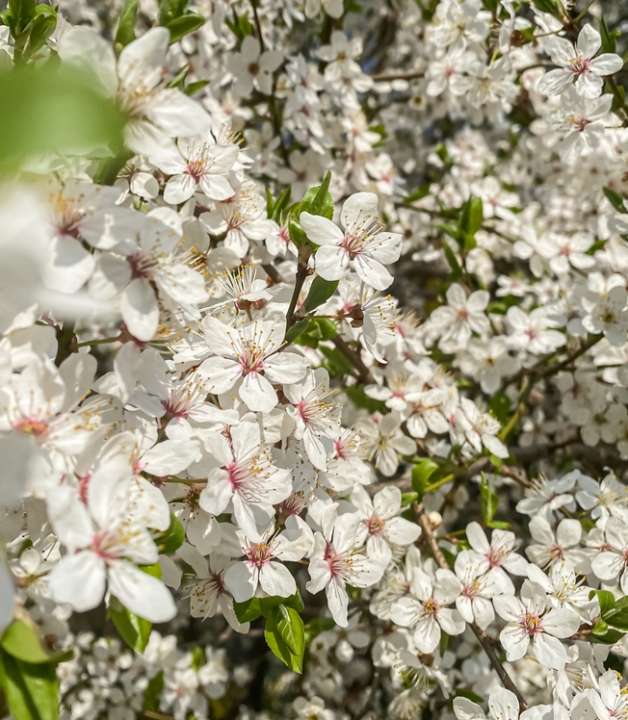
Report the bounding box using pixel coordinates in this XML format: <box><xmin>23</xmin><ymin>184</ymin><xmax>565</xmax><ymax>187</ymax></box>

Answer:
<box><xmin>300</xmin><ymin>212</ymin><xmax>343</xmax><ymax>246</ymax></box>
<box><xmin>259</xmin><ymin>562</ymin><xmax>296</xmax><ymax>597</ymax></box>
<box><xmin>488</xmin><ymin>688</ymin><xmax>519</xmax><ymax>720</ymax></box>
<box><xmin>163</xmin><ymin>174</ymin><xmax>196</xmax><ymax>204</ymax></box>
<box><xmin>532</xmin><ymin>632</ymin><xmax>567</xmax><ymax>669</ymax></box>
<box><xmin>141</xmin><ymin>440</ymin><xmax>200</xmax><ymax>476</ymax></box>
<box><xmin>224</xmin><ymin>561</ymin><xmax>258</xmax><ymax>602</ymax></box>
<box><xmin>239</xmin><ymin>372</ymin><xmax>278</xmax><ymax>412</ymax></box>
<box><xmin>326</xmin><ymin>577</ymin><xmax>349</xmax><ymax>627</ymax></box>
<box><xmin>198</xmin><ymin>356</ymin><xmax>242</xmax><ymax>395</ymax></box>
<box><xmin>48</xmin><ymin>552</ymin><xmax>105</xmax><ymax>612</ymax></box>
<box><xmin>108</xmin><ymin>560</ymin><xmax>176</xmax><ymax>623</ymax></box>
<box><xmin>121</xmin><ymin>278</ymin><xmax>159</xmax><ymax>342</ymax></box>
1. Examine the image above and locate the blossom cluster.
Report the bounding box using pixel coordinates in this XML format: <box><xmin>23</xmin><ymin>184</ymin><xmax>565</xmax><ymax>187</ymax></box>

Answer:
<box><xmin>0</xmin><ymin>0</ymin><xmax>627</xmax><ymax>719</ymax></box>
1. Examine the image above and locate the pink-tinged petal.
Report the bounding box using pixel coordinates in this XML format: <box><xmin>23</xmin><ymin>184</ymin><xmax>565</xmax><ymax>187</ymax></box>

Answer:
<box><xmin>499</xmin><ymin>623</ymin><xmax>529</xmax><ymax>662</ymax></box>
<box><xmin>340</xmin><ymin>192</ymin><xmax>379</xmax><ymax>230</ymax></box>
<box><xmin>300</xmin><ymin>212</ymin><xmax>343</xmax><ymax>246</ymax></box>
<box><xmin>438</xmin><ymin>607</ymin><xmax>465</xmax><ymax>635</ymax></box>
<box><xmin>384</xmin><ymin>517</ymin><xmax>421</xmax><ymax>546</ymax></box>
<box><xmin>354</xmin><ymin>253</ymin><xmax>394</xmax><ymax>291</ymax></box>
<box><xmin>199</xmin><ymin>469</ymin><xmax>232</xmax><ymax>516</ymax></box>
<box><xmin>239</xmin><ymin>371</ymin><xmax>278</xmax><ymax>412</ymax></box>
<box><xmin>414</xmin><ymin>616</ymin><xmax>441</xmax><ymax>654</ymax></box>
<box><xmin>121</xmin><ymin>278</ymin><xmax>159</xmax><ymax>342</ymax></box>
<box><xmin>197</xmin><ymin>356</ymin><xmax>242</xmax><ymax>395</ymax></box>
<box><xmin>108</xmin><ymin>559</ymin><xmax>176</xmax><ymax>623</ymax></box>
<box><xmin>542</xmin><ymin>608</ymin><xmax>580</xmax><ymax>639</ymax></box>
<box><xmin>532</xmin><ymin>632</ymin><xmax>567</xmax><ymax>669</ymax></box>
<box><xmin>488</xmin><ymin>687</ymin><xmax>520</xmax><ymax>720</ymax></box>
<box><xmin>577</xmin><ymin>24</ymin><xmax>601</xmax><ymax>59</ymax></box>
<box><xmin>224</xmin><ymin>561</ymin><xmax>258</xmax><ymax>602</ymax></box>
<box><xmin>48</xmin><ymin>552</ymin><xmax>105</xmax><ymax>612</ymax></box>
<box><xmin>314</xmin><ymin>245</ymin><xmax>346</xmax><ymax>281</ymax></box>
<box><xmin>590</xmin><ymin>53</ymin><xmax>624</xmax><ymax>76</ymax></box>
<box><xmin>390</xmin><ymin>596</ymin><xmax>422</xmax><ymax>627</ymax></box>
<box><xmin>326</xmin><ymin>577</ymin><xmax>349</xmax><ymax>627</ymax></box>
<box><xmin>259</xmin><ymin>562</ymin><xmax>296</xmax><ymax>597</ymax></box>
<box><xmin>163</xmin><ymin>174</ymin><xmax>196</xmax><ymax>204</ymax></box>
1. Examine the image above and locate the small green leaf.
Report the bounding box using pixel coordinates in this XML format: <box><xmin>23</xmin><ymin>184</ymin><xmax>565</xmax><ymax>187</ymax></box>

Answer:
<box><xmin>480</xmin><ymin>476</ymin><xmax>498</xmax><ymax>524</ymax></box>
<box><xmin>592</xmin><ymin>589</ymin><xmax>616</xmax><ymax>617</ymax></box>
<box><xmin>303</xmin><ymin>276</ymin><xmax>339</xmax><ymax>313</ymax></box>
<box><xmin>403</xmin><ymin>184</ymin><xmax>430</xmax><ymax>204</ymax></box>
<box><xmin>442</xmin><ymin>242</ymin><xmax>462</xmax><ymax>279</ymax></box>
<box><xmin>143</xmin><ymin>671</ymin><xmax>164</xmax><ymax>711</ymax></box>
<box><xmin>109</xmin><ymin>598</ymin><xmax>152</xmax><ymax>653</ymax></box>
<box><xmin>164</xmin><ymin>13</ymin><xmax>205</xmax><ymax>43</ymax></box>
<box><xmin>155</xmin><ymin>514</ymin><xmax>185</xmax><ymax>555</ymax></box>
<box><xmin>264</xmin><ymin>605</ymin><xmax>304</xmax><ymax>673</ymax></box>
<box><xmin>115</xmin><ymin>0</ymin><xmax>138</xmax><ymax>48</ymax></box>
<box><xmin>603</xmin><ymin>186</ymin><xmax>627</xmax><ymax>213</ymax></box>
<box><xmin>603</xmin><ymin>596</ymin><xmax>628</xmax><ymax>632</ymax></box>
<box><xmin>345</xmin><ymin>385</ymin><xmax>388</xmax><ymax>413</ymax></box>
<box><xmin>600</xmin><ymin>18</ymin><xmax>617</xmax><ymax>54</ymax></box>
<box><xmin>302</xmin><ymin>171</ymin><xmax>333</xmax><ymax>219</ymax></box>
<box><xmin>0</xmin><ymin>649</ymin><xmax>59</xmax><ymax>720</ymax></box>
<box><xmin>411</xmin><ymin>459</ymin><xmax>439</xmax><ymax>496</ymax></box>
<box><xmin>460</xmin><ymin>196</ymin><xmax>483</xmax><ymax>236</ymax></box>
<box><xmin>1</xmin><ymin>620</ymin><xmax>56</xmax><ymax>665</ymax></box>
<box><xmin>233</xmin><ymin>597</ymin><xmax>264</xmax><ymax>624</ymax></box>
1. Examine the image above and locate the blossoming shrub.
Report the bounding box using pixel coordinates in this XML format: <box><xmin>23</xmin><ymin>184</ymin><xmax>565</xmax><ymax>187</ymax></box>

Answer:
<box><xmin>0</xmin><ymin>0</ymin><xmax>627</xmax><ymax>718</ymax></box>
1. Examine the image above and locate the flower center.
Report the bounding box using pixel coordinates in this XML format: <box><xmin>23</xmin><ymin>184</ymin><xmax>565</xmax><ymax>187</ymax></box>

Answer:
<box><xmin>366</xmin><ymin>515</ymin><xmax>385</xmax><ymax>536</ymax></box>
<box><xmin>14</xmin><ymin>417</ymin><xmax>49</xmax><ymax>438</ymax></box>
<box><xmin>246</xmin><ymin>543</ymin><xmax>272</xmax><ymax>568</ymax></box>
<box><xmin>520</xmin><ymin>612</ymin><xmax>543</xmax><ymax>636</ymax></box>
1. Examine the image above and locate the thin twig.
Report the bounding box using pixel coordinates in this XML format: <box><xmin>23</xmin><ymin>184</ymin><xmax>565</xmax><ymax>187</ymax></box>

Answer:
<box><xmin>416</xmin><ymin>507</ymin><xmax>528</xmax><ymax>710</ymax></box>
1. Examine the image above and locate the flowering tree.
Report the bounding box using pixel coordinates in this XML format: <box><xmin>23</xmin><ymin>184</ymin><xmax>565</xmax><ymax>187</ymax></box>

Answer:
<box><xmin>0</xmin><ymin>0</ymin><xmax>627</xmax><ymax>718</ymax></box>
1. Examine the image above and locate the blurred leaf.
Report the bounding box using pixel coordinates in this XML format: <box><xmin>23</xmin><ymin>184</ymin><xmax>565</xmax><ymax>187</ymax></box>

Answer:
<box><xmin>480</xmin><ymin>475</ymin><xmax>498</xmax><ymax>525</ymax></box>
<box><xmin>603</xmin><ymin>186</ymin><xmax>627</xmax><ymax>213</ymax></box>
<box><xmin>143</xmin><ymin>671</ymin><xmax>164</xmax><ymax>711</ymax></box>
<box><xmin>301</xmin><ymin>171</ymin><xmax>333</xmax><ymax>219</ymax></box>
<box><xmin>155</xmin><ymin>514</ymin><xmax>185</xmax><ymax>555</ymax></box>
<box><xmin>234</xmin><ymin>598</ymin><xmax>264</xmax><ymax>623</ymax></box>
<box><xmin>460</xmin><ymin>196</ymin><xmax>483</xmax><ymax>235</ymax></box>
<box><xmin>0</xmin><ymin>620</ymin><xmax>69</xmax><ymax>665</ymax></box>
<box><xmin>115</xmin><ymin>0</ymin><xmax>138</xmax><ymax>47</ymax></box>
<box><xmin>0</xmin><ymin>65</ymin><xmax>126</xmax><ymax>173</ymax></box>
<box><xmin>0</xmin><ymin>649</ymin><xmax>59</xmax><ymax>720</ymax></box>
<box><xmin>603</xmin><ymin>597</ymin><xmax>628</xmax><ymax>632</ymax></box>
<box><xmin>303</xmin><ymin>277</ymin><xmax>338</xmax><ymax>313</ymax></box>
<box><xmin>165</xmin><ymin>13</ymin><xmax>205</xmax><ymax>43</ymax></box>
<box><xmin>600</xmin><ymin>18</ymin><xmax>617</xmax><ymax>54</ymax></box>
<box><xmin>403</xmin><ymin>184</ymin><xmax>430</xmax><ymax>204</ymax></box>
<box><xmin>264</xmin><ymin>605</ymin><xmax>304</xmax><ymax>673</ymax></box>
<box><xmin>345</xmin><ymin>385</ymin><xmax>388</xmax><ymax>413</ymax></box>
<box><xmin>109</xmin><ymin>596</ymin><xmax>152</xmax><ymax>653</ymax></box>
<box><xmin>412</xmin><ymin>459</ymin><xmax>439</xmax><ymax>495</ymax></box>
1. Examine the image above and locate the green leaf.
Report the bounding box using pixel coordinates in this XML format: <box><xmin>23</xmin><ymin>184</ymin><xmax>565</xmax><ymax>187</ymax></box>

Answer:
<box><xmin>288</xmin><ymin>219</ymin><xmax>309</xmax><ymax>248</ymax></box>
<box><xmin>590</xmin><ymin>619</ymin><xmax>624</xmax><ymax>644</ymax></box>
<box><xmin>460</xmin><ymin>196</ymin><xmax>483</xmax><ymax>236</ymax></box>
<box><xmin>0</xmin><ymin>65</ymin><xmax>126</xmax><ymax>174</ymax></box>
<box><xmin>164</xmin><ymin>13</ymin><xmax>205</xmax><ymax>43</ymax></box>
<box><xmin>109</xmin><ymin>598</ymin><xmax>152</xmax><ymax>654</ymax></box>
<box><xmin>115</xmin><ymin>0</ymin><xmax>138</xmax><ymax>47</ymax></box>
<box><xmin>442</xmin><ymin>241</ymin><xmax>462</xmax><ymax>280</ymax></box>
<box><xmin>489</xmin><ymin>392</ymin><xmax>511</xmax><ymax>424</ymax></box>
<box><xmin>143</xmin><ymin>671</ymin><xmax>164</xmax><ymax>711</ymax></box>
<box><xmin>158</xmin><ymin>0</ymin><xmax>188</xmax><ymax>24</ymax></box>
<box><xmin>531</xmin><ymin>0</ymin><xmax>560</xmax><ymax>16</ymax></box>
<box><xmin>320</xmin><ymin>346</ymin><xmax>354</xmax><ymax>377</ymax></box>
<box><xmin>411</xmin><ymin>459</ymin><xmax>439</xmax><ymax>496</ymax></box>
<box><xmin>401</xmin><ymin>491</ymin><xmax>419</xmax><ymax>507</ymax></box>
<box><xmin>603</xmin><ymin>596</ymin><xmax>628</xmax><ymax>632</ymax></box>
<box><xmin>593</xmin><ymin>589</ymin><xmax>616</xmax><ymax>617</ymax></box>
<box><xmin>603</xmin><ymin>186</ymin><xmax>627</xmax><ymax>213</ymax></box>
<box><xmin>155</xmin><ymin>514</ymin><xmax>185</xmax><ymax>555</ymax></box>
<box><xmin>21</xmin><ymin>5</ymin><xmax>57</xmax><ymax>59</ymax></box>
<box><xmin>480</xmin><ymin>476</ymin><xmax>498</xmax><ymax>524</ymax></box>
<box><xmin>288</xmin><ymin>317</ymin><xmax>337</xmax><ymax>348</ymax></box>
<box><xmin>1</xmin><ymin>620</ymin><xmax>57</xmax><ymax>665</ymax></box>
<box><xmin>403</xmin><ymin>184</ymin><xmax>430</xmax><ymax>204</ymax></box>
<box><xmin>8</xmin><ymin>0</ymin><xmax>36</xmax><ymax>34</ymax></box>
<box><xmin>184</xmin><ymin>79</ymin><xmax>208</xmax><ymax>96</ymax></box>
<box><xmin>345</xmin><ymin>385</ymin><xmax>388</xmax><ymax>413</ymax></box>
<box><xmin>600</xmin><ymin>18</ymin><xmax>616</xmax><ymax>54</ymax></box>
<box><xmin>303</xmin><ymin>277</ymin><xmax>339</xmax><ymax>313</ymax></box>
<box><xmin>234</xmin><ymin>597</ymin><xmax>264</xmax><ymax>624</ymax></box>
<box><xmin>0</xmin><ymin>649</ymin><xmax>59</xmax><ymax>720</ymax></box>
<box><xmin>301</xmin><ymin>171</ymin><xmax>333</xmax><ymax>219</ymax></box>
<box><xmin>264</xmin><ymin>605</ymin><xmax>304</xmax><ymax>673</ymax></box>
<box><xmin>304</xmin><ymin>617</ymin><xmax>335</xmax><ymax>645</ymax></box>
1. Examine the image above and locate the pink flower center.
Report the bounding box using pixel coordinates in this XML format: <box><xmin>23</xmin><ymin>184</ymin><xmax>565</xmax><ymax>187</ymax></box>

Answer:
<box><xmin>341</xmin><ymin>233</ymin><xmax>364</xmax><ymax>259</ymax></box>
<box><xmin>520</xmin><ymin>611</ymin><xmax>544</xmax><ymax>637</ymax></box>
<box><xmin>186</xmin><ymin>159</ymin><xmax>206</xmax><ymax>182</ymax></box>
<box><xmin>246</xmin><ymin>543</ymin><xmax>272</xmax><ymax>568</ymax></box>
<box><xmin>226</xmin><ymin>462</ymin><xmax>244</xmax><ymax>490</ymax></box>
<box><xmin>324</xmin><ymin>542</ymin><xmax>345</xmax><ymax>578</ymax></box>
<box><xmin>423</xmin><ymin>597</ymin><xmax>440</xmax><ymax>617</ymax></box>
<box><xmin>570</xmin><ymin>56</ymin><xmax>592</xmax><ymax>78</ymax></box>
<box><xmin>13</xmin><ymin>417</ymin><xmax>49</xmax><ymax>438</ymax></box>
<box><xmin>91</xmin><ymin>532</ymin><xmax>119</xmax><ymax>561</ymax></box>
<box><xmin>366</xmin><ymin>515</ymin><xmax>385</xmax><ymax>536</ymax></box>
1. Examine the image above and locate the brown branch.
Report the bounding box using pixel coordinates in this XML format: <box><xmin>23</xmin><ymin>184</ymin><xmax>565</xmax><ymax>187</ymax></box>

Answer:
<box><xmin>416</xmin><ymin>507</ymin><xmax>528</xmax><ymax>710</ymax></box>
